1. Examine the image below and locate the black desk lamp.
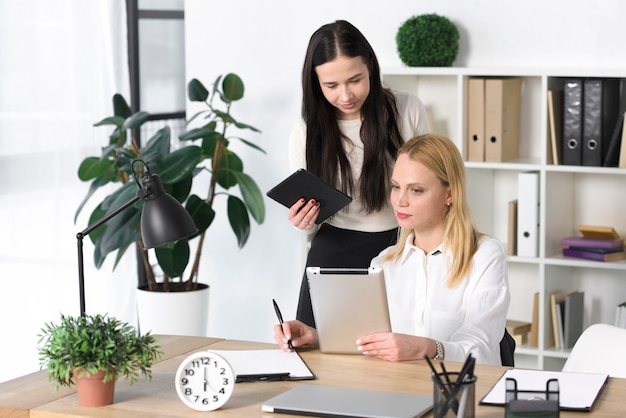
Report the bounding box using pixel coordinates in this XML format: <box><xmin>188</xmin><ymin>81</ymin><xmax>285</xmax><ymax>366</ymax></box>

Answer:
<box><xmin>76</xmin><ymin>160</ymin><xmax>198</xmax><ymax>315</ymax></box>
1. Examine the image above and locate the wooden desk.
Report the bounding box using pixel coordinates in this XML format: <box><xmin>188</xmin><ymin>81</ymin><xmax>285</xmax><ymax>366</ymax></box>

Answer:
<box><xmin>1</xmin><ymin>335</ymin><xmax>624</xmax><ymax>417</ymax></box>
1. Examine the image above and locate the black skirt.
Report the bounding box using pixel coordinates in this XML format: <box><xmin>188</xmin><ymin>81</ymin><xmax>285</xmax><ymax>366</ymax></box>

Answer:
<box><xmin>295</xmin><ymin>224</ymin><xmax>398</xmax><ymax>327</ymax></box>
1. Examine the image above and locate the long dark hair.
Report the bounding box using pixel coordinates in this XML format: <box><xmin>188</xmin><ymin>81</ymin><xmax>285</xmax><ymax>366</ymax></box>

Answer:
<box><xmin>301</xmin><ymin>20</ymin><xmax>403</xmax><ymax>212</ymax></box>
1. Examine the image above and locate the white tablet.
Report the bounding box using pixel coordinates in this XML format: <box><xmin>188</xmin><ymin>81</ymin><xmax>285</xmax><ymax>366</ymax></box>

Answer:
<box><xmin>306</xmin><ymin>267</ymin><xmax>391</xmax><ymax>354</ymax></box>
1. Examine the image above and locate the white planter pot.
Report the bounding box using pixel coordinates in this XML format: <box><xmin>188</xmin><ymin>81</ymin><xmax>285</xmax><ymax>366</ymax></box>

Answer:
<box><xmin>136</xmin><ymin>284</ymin><xmax>210</xmax><ymax>337</ymax></box>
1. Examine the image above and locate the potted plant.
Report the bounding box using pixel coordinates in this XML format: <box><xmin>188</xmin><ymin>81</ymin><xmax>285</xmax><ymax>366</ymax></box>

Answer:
<box><xmin>75</xmin><ymin>73</ymin><xmax>265</xmax><ymax>334</ymax></box>
<box><xmin>37</xmin><ymin>313</ymin><xmax>163</xmax><ymax>407</ymax></box>
<box><xmin>396</xmin><ymin>13</ymin><xmax>460</xmax><ymax>67</ymax></box>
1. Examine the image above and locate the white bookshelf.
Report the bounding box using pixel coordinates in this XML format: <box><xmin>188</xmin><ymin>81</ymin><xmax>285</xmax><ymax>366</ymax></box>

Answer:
<box><xmin>383</xmin><ymin>67</ymin><xmax>626</xmax><ymax>371</ymax></box>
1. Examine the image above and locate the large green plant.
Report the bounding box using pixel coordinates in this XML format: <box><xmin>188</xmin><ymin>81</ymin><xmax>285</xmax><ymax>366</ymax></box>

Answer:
<box><xmin>75</xmin><ymin>73</ymin><xmax>265</xmax><ymax>291</ymax></box>
<box><xmin>37</xmin><ymin>313</ymin><xmax>163</xmax><ymax>388</ymax></box>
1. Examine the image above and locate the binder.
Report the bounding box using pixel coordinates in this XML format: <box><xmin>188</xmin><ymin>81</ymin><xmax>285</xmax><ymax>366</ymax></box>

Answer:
<box><xmin>507</xmin><ymin>199</ymin><xmax>518</xmax><ymax>256</ymax></box>
<box><xmin>467</xmin><ymin>77</ymin><xmax>486</xmax><ymax>162</ymax></box>
<box><xmin>562</xmin><ymin>79</ymin><xmax>583</xmax><ymax>165</ymax></box>
<box><xmin>516</xmin><ymin>171</ymin><xmax>539</xmax><ymax>257</ymax></box>
<box><xmin>582</xmin><ymin>79</ymin><xmax>621</xmax><ymax>166</ymax></box>
<box><xmin>530</xmin><ymin>292</ymin><xmax>539</xmax><ymax>347</ymax></box>
<box><xmin>602</xmin><ymin>110</ymin><xmax>625</xmax><ymax>167</ymax></box>
<box><xmin>549</xmin><ymin>290</ymin><xmax>567</xmax><ymax>349</ymax></box>
<box><xmin>485</xmin><ymin>78</ymin><xmax>523</xmax><ymax>162</ymax></box>
<box><xmin>563</xmin><ymin>291</ymin><xmax>584</xmax><ymax>349</ymax></box>
<box><xmin>547</xmin><ymin>90</ymin><xmax>562</xmax><ymax>165</ymax></box>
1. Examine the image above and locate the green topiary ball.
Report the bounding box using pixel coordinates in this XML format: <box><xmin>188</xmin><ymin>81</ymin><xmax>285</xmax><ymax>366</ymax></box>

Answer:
<box><xmin>396</xmin><ymin>14</ymin><xmax>460</xmax><ymax>67</ymax></box>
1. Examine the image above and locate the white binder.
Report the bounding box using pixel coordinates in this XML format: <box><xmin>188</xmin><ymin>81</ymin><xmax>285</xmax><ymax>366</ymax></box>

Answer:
<box><xmin>516</xmin><ymin>171</ymin><xmax>540</xmax><ymax>257</ymax></box>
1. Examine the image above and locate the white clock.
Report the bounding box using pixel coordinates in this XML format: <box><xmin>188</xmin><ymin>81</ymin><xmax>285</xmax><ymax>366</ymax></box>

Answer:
<box><xmin>174</xmin><ymin>350</ymin><xmax>236</xmax><ymax>411</ymax></box>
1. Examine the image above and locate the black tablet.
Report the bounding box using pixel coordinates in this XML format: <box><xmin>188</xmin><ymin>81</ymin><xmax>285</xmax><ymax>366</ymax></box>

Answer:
<box><xmin>266</xmin><ymin>169</ymin><xmax>352</xmax><ymax>224</ymax></box>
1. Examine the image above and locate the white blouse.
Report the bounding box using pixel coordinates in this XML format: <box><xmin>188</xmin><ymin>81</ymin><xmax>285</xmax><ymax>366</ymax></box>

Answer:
<box><xmin>371</xmin><ymin>234</ymin><xmax>510</xmax><ymax>365</ymax></box>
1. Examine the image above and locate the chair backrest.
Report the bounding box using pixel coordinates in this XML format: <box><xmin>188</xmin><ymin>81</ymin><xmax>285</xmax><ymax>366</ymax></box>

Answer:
<box><xmin>562</xmin><ymin>323</ymin><xmax>626</xmax><ymax>378</ymax></box>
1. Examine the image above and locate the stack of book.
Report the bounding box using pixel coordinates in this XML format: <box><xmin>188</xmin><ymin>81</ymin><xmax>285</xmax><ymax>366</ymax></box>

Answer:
<box><xmin>561</xmin><ymin>235</ymin><xmax>626</xmax><ymax>262</ymax></box>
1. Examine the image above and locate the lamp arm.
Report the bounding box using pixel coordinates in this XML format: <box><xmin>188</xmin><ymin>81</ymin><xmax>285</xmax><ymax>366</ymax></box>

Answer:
<box><xmin>76</xmin><ymin>192</ymin><xmax>142</xmax><ymax>316</ymax></box>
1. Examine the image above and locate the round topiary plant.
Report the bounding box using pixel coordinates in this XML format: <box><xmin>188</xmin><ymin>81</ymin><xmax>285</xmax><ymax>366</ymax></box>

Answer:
<box><xmin>396</xmin><ymin>14</ymin><xmax>459</xmax><ymax>67</ymax></box>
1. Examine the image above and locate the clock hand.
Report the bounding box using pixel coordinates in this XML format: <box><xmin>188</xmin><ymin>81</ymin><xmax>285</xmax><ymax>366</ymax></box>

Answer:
<box><xmin>204</xmin><ymin>367</ymin><xmax>208</xmax><ymax>392</ymax></box>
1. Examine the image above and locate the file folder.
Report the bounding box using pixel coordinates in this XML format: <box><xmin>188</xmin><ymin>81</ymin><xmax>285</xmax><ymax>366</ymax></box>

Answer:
<box><xmin>563</xmin><ymin>291</ymin><xmax>584</xmax><ymax>350</ymax></box>
<box><xmin>485</xmin><ymin>78</ymin><xmax>523</xmax><ymax>162</ymax></box>
<box><xmin>562</xmin><ymin>79</ymin><xmax>583</xmax><ymax>165</ymax></box>
<box><xmin>516</xmin><ymin>171</ymin><xmax>539</xmax><ymax>257</ymax></box>
<box><xmin>467</xmin><ymin>77</ymin><xmax>486</xmax><ymax>162</ymax></box>
<box><xmin>582</xmin><ymin>78</ymin><xmax>621</xmax><ymax>166</ymax></box>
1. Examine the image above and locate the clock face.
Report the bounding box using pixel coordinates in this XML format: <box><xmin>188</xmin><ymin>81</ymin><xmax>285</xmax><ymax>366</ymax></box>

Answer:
<box><xmin>175</xmin><ymin>351</ymin><xmax>236</xmax><ymax>411</ymax></box>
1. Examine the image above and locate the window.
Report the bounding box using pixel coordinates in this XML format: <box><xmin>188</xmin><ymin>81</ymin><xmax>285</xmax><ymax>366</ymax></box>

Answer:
<box><xmin>127</xmin><ymin>0</ymin><xmax>186</xmax><ymax>142</ymax></box>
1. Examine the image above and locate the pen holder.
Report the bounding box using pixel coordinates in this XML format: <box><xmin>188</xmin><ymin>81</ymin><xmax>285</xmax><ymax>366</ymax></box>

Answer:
<box><xmin>432</xmin><ymin>372</ymin><xmax>477</xmax><ymax>418</ymax></box>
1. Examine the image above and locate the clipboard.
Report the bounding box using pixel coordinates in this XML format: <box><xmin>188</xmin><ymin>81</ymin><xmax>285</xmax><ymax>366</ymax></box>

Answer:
<box><xmin>266</xmin><ymin>169</ymin><xmax>352</xmax><ymax>224</ymax></box>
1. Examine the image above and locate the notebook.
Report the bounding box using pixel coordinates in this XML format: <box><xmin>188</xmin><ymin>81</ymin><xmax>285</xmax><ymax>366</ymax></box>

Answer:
<box><xmin>266</xmin><ymin>169</ymin><xmax>352</xmax><ymax>224</ymax></box>
<box><xmin>306</xmin><ymin>267</ymin><xmax>391</xmax><ymax>354</ymax></box>
<box><xmin>261</xmin><ymin>384</ymin><xmax>433</xmax><ymax>418</ymax></box>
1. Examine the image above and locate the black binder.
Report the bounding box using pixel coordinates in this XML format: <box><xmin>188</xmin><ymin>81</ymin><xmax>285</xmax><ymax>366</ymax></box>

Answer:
<box><xmin>562</xmin><ymin>79</ymin><xmax>583</xmax><ymax>165</ymax></box>
<box><xmin>603</xmin><ymin>110</ymin><xmax>625</xmax><ymax>167</ymax></box>
<box><xmin>582</xmin><ymin>78</ymin><xmax>621</xmax><ymax>166</ymax></box>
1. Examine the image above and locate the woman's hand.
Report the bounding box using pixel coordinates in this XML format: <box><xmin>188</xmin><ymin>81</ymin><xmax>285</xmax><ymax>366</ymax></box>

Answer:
<box><xmin>356</xmin><ymin>332</ymin><xmax>438</xmax><ymax>362</ymax></box>
<box><xmin>274</xmin><ymin>319</ymin><xmax>319</xmax><ymax>351</ymax></box>
<box><xmin>288</xmin><ymin>198</ymin><xmax>320</xmax><ymax>230</ymax></box>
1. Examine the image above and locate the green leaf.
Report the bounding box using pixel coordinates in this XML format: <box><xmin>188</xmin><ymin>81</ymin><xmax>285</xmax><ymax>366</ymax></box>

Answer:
<box><xmin>222</xmin><ymin>73</ymin><xmax>244</xmax><ymax>101</ymax></box>
<box><xmin>93</xmin><ymin>115</ymin><xmax>125</xmax><ymax>128</ymax></box>
<box><xmin>165</xmin><ymin>174</ymin><xmax>193</xmax><ymax>203</ymax></box>
<box><xmin>123</xmin><ymin>111</ymin><xmax>150</xmax><ymax>130</ymax></box>
<box><xmin>201</xmin><ymin>131</ymin><xmax>224</xmax><ymax>157</ymax></box>
<box><xmin>74</xmin><ymin>177</ymin><xmax>113</xmax><ymax>223</ymax></box>
<box><xmin>234</xmin><ymin>172</ymin><xmax>265</xmax><ymax>224</ymax></box>
<box><xmin>188</xmin><ymin>78</ymin><xmax>209</xmax><ymax>102</ymax></box>
<box><xmin>158</xmin><ymin>146</ymin><xmax>203</xmax><ymax>184</ymax></box>
<box><xmin>78</xmin><ymin>157</ymin><xmax>107</xmax><ymax>181</ymax></box>
<box><xmin>141</xmin><ymin>126</ymin><xmax>171</xmax><ymax>164</ymax></box>
<box><xmin>186</xmin><ymin>195</ymin><xmax>214</xmax><ymax>232</ymax></box>
<box><xmin>179</xmin><ymin>126</ymin><xmax>216</xmax><ymax>142</ymax></box>
<box><xmin>113</xmin><ymin>94</ymin><xmax>132</xmax><ymax>118</ymax></box>
<box><xmin>216</xmin><ymin>152</ymin><xmax>243</xmax><ymax>189</ymax></box>
<box><xmin>227</xmin><ymin>196</ymin><xmax>250</xmax><ymax>248</ymax></box>
<box><xmin>155</xmin><ymin>240</ymin><xmax>190</xmax><ymax>278</ymax></box>
<box><xmin>234</xmin><ymin>136</ymin><xmax>266</xmax><ymax>154</ymax></box>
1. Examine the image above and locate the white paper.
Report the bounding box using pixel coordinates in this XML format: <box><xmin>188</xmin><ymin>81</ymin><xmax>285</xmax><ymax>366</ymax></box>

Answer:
<box><xmin>480</xmin><ymin>368</ymin><xmax>608</xmax><ymax>410</ymax></box>
<box><xmin>209</xmin><ymin>349</ymin><xmax>314</xmax><ymax>380</ymax></box>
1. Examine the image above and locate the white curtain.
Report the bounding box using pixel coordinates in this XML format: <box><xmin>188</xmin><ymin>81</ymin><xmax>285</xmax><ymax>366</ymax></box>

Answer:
<box><xmin>0</xmin><ymin>0</ymin><xmax>132</xmax><ymax>383</ymax></box>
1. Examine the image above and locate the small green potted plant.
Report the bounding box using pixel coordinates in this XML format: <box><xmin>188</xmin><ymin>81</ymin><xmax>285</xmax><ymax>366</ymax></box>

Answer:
<box><xmin>396</xmin><ymin>13</ymin><xmax>460</xmax><ymax>67</ymax></box>
<box><xmin>37</xmin><ymin>313</ymin><xmax>163</xmax><ymax>407</ymax></box>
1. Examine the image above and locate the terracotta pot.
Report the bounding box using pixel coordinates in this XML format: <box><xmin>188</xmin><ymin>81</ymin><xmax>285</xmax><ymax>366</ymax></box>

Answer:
<box><xmin>74</xmin><ymin>369</ymin><xmax>115</xmax><ymax>407</ymax></box>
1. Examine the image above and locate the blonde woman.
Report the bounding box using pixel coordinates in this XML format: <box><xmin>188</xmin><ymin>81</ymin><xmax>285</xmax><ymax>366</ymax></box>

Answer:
<box><xmin>276</xmin><ymin>134</ymin><xmax>511</xmax><ymax>366</ymax></box>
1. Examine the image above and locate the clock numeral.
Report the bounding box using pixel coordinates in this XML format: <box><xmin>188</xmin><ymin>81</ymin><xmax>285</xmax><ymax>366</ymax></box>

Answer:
<box><xmin>185</xmin><ymin>388</ymin><xmax>192</xmax><ymax>396</ymax></box>
<box><xmin>181</xmin><ymin>377</ymin><xmax>188</xmax><ymax>386</ymax></box>
<box><xmin>222</xmin><ymin>377</ymin><xmax>230</xmax><ymax>385</ymax></box>
<box><xmin>184</xmin><ymin>368</ymin><xmax>196</xmax><ymax>376</ymax></box>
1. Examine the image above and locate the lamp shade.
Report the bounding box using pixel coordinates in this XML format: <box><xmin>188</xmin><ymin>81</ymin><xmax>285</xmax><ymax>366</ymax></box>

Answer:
<box><xmin>140</xmin><ymin>173</ymin><xmax>198</xmax><ymax>249</ymax></box>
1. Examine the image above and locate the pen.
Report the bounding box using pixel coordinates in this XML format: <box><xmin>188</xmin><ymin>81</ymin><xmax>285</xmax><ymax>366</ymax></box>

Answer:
<box><xmin>273</xmin><ymin>299</ymin><xmax>294</xmax><ymax>349</ymax></box>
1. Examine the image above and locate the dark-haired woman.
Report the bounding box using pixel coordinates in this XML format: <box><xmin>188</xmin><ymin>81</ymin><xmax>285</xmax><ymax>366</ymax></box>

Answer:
<box><xmin>287</xmin><ymin>20</ymin><xmax>430</xmax><ymax>327</ymax></box>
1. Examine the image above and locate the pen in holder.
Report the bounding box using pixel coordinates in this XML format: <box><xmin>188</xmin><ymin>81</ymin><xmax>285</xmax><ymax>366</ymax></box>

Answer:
<box><xmin>427</xmin><ymin>354</ymin><xmax>476</xmax><ymax>418</ymax></box>
<box><xmin>505</xmin><ymin>377</ymin><xmax>559</xmax><ymax>418</ymax></box>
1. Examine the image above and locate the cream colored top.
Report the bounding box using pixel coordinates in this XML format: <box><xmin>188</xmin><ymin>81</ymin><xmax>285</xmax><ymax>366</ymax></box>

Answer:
<box><xmin>288</xmin><ymin>90</ymin><xmax>430</xmax><ymax>232</ymax></box>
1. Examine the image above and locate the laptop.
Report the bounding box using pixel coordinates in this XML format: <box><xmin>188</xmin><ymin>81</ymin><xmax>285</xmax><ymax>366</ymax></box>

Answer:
<box><xmin>261</xmin><ymin>384</ymin><xmax>433</xmax><ymax>418</ymax></box>
<box><xmin>306</xmin><ymin>267</ymin><xmax>391</xmax><ymax>354</ymax></box>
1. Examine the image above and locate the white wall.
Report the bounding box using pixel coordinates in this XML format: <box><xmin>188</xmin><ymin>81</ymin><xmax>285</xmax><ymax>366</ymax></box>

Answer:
<box><xmin>184</xmin><ymin>0</ymin><xmax>626</xmax><ymax>344</ymax></box>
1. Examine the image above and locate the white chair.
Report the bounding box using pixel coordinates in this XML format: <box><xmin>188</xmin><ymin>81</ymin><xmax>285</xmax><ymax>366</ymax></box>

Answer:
<box><xmin>562</xmin><ymin>323</ymin><xmax>626</xmax><ymax>378</ymax></box>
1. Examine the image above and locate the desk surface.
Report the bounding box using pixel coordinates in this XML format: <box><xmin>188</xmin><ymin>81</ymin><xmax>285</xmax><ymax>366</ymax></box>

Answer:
<box><xmin>1</xmin><ymin>335</ymin><xmax>624</xmax><ymax>417</ymax></box>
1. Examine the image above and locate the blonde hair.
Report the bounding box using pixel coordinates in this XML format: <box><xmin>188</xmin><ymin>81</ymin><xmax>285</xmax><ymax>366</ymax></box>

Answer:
<box><xmin>382</xmin><ymin>133</ymin><xmax>482</xmax><ymax>288</ymax></box>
